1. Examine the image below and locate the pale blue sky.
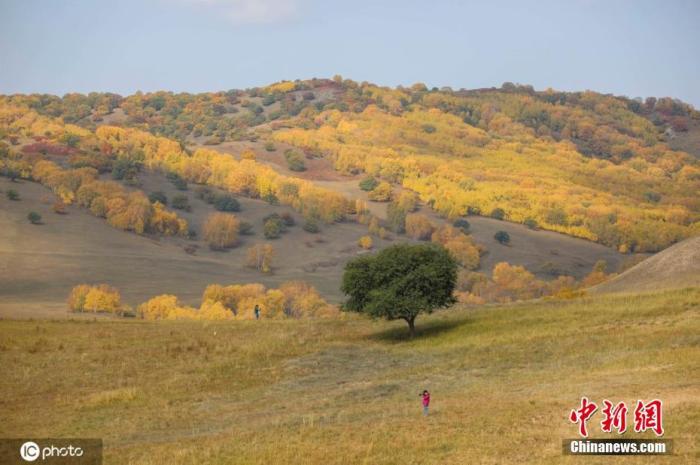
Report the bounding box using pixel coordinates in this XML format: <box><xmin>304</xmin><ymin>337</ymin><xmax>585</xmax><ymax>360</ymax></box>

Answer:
<box><xmin>1</xmin><ymin>0</ymin><xmax>698</xmax><ymax>106</ymax></box>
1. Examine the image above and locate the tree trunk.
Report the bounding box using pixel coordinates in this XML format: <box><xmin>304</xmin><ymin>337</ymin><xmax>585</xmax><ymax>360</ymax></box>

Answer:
<box><xmin>407</xmin><ymin>317</ymin><xmax>416</xmax><ymax>338</ymax></box>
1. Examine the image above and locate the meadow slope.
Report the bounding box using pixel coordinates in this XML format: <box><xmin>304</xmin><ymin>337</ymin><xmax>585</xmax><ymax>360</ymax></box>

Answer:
<box><xmin>592</xmin><ymin>236</ymin><xmax>700</xmax><ymax>295</ymax></box>
<box><xmin>0</xmin><ymin>175</ymin><xmax>624</xmax><ymax>317</ymax></box>
<box><xmin>1</xmin><ymin>288</ymin><xmax>698</xmax><ymax>464</ymax></box>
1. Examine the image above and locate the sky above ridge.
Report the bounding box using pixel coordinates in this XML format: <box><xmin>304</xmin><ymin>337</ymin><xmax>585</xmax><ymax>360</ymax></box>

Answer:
<box><xmin>1</xmin><ymin>0</ymin><xmax>699</xmax><ymax>106</ymax></box>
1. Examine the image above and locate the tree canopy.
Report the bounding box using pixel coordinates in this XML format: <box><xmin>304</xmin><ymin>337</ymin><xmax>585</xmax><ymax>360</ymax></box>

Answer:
<box><xmin>341</xmin><ymin>243</ymin><xmax>458</xmax><ymax>337</ymax></box>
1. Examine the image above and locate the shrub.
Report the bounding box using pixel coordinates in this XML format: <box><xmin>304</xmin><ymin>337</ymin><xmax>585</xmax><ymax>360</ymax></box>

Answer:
<box><xmin>262</xmin><ymin>94</ymin><xmax>276</xmax><ymax>106</ymax></box>
<box><xmin>203</xmin><ymin>213</ymin><xmax>240</xmax><ymax>250</ymax></box>
<box><xmin>367</xmin><ymin>181</ymin><xmax>392</xmax><ymax>202</ymax></box>
<box><xmin>263</xmin><ymin>217</ymin><xmax>283</xmax><ymax>239</ymax></box>
<box><xmin>524</xmin><ymin>217</ymin><xmax>538</xmax><ymax>230</ymax></box>
<box><xmin>167</xmin><ymin>172</ymin><xmax>188</xmax><ymax>190</ymax></box>
<box><xmin>27</xmin><ymin>211</ymin><xmax>42</xmax><ymax>224</ymax></box>
<box><xmin>453</xmin><ymin>218</ymin><xmax>470</xmax><ymax>233</ymax></box>
<box><xmin>264</xmin><ymin>141</ymin><xmax>276</xmax><ymax>152</ymax></box>
<box><xmin>195</xmin><ymin>186</ymin><xmax>216</xmax><ymax>204</ymax></box>
<box><xmin>171</xmin><ymin>194</ymin><xmax>191</xmax><ymax>212</ymax></box>
<box><xmin>358</xmin><ymin>176</ymin><xmax>379</xmax><ymax>191</ymax></box>
<box><xmin>262</xmin><ymin>191</ymin><xmax>279</xmax><ymax>205</ymax></box>
<box><xmin>149</xmin><ymin>191</ymin><xmax>168</xmax><ymax>205</ymax></box>
<box><xmin>241</xmin><ymin>148</ymin><xmax>256</xmax><ymax>160</ymax></box>
<box><xmin>303</xmin><ymin>218</ymin><xmax>320</xmax><ymax>233</ymax></box>
<box><xmin>214</xmin><ymin>194</ymin><xmax>240</xmax><ymax>212</ymax></box>
<box><xmin>644</xmin><ymin>191</ymin><xmax>661</xmax><ymax>203</ymax></box>
<box><xmin>6</xmin><ymin>189</ymin><xmax>19</xmax><ymax>200</ymax></box>
<box><xmin>405</xmin><ymin>214</ymin><xmax>434</xmax><ymax>240</ymax></box>
<box><xmin>431</xmin><ymin>225</ymin><xmax>481</xmax><ymax>270</ymax></box>
<box><xmin>53</xmin><ymin>201</ymin><xmax>67</xmax><ymax>214</ymax></box>
<box><xmin>239</xmin><ymin>221</ymin><xmax>254</xmax><ymax>235</ymax></box>
<box><xmin>494</xmin><ymin>230</ymin><xmax>510</xmax><ymax>244</ymax></box>
<box><xmin>422</xmin><ymin>124</ymin><xmax>437</xmax><ymax>134</ymax></box>
<box><xmin>111</xmin><ymin>158</ymin><xmax>140</xmax><ymax>181</ymax></box>
<box><xmin>490</xmin><ymin>208</ymin><xmax>505</xmax><ymax>220</ymax></box>
<box><xmin>280</xmin><ymin>212</ymin><xmax>295</xmax><ymax>227</ymax></box>
<box><xmin>545</xmin><ymin>207</ymin><xmax>568</xmax><ymax>226</ymax></box>
<box><xmin>284</xmin><ymin>149</ymin><xmax>306</xmax><ymax>171</ymax></box>
<box><xmin>358</xmin><ymin>235</ymin><xmax>373</xmax><ymax>249</ymax></box>
<box><xmin>386</xmin><ymin>201</ymin><xmax>407</xmax><ymax>233</ymax></box>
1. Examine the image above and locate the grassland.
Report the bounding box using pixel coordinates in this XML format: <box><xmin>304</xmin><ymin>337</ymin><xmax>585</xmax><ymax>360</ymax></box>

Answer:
<box><xmin>1</xmin><ymin>288</ymin><xmax>698</xmax><ymax>464</ymax></box>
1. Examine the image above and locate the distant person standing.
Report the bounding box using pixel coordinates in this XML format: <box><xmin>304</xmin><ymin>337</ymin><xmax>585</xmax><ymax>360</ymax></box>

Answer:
<box><xmin>420</xmin><ymin>390</ymin><xmax>430</xmax><ymax>416</ymax></box>
<box><xmin>254</xmin><ymin>304</ymin><xmax>261</xmax><ymax>320</ymax></box>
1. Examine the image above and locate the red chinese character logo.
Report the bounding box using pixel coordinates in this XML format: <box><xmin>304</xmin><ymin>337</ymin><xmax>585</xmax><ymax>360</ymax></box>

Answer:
<box><xmin>600</xmin><ymin>400</ymin><xmax>627</xmax><ymax>434</ymax></box>
<box><xmin>569</xmin><ymin>397</ymin><xmax>598</xmax><ymax>437</ymax></box>
<box><xmin>634</xmin><ymin>399</ymin><xmax>664</xmax><ymax>436</ymax></box>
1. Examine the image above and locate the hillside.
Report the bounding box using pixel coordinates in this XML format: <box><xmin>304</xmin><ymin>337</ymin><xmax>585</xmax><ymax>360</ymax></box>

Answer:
<box><xmin>0</xmin><ymin>174</ymin><xmax>622</xmax><ymax>317</ymax></box>
<box><xmin>3</xmin><ymin>79</ymin><xmax>699</xmax><ymax>253</ymax></box>
<box><xmin>592</xmin><ymin>236</ymin><xmax>700</xmax><ymax>294</ymax></box>
<box><xmin>1</xmin><ymin>288</ymin><xmax>698</xmax><ymax>464</ymax></box>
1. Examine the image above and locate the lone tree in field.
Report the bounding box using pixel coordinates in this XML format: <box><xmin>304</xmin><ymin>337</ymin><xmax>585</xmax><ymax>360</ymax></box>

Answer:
<box><xmin>341</xmin><ymin>243</ymin><xmax>457</xmax><ymax>337</ymax></box>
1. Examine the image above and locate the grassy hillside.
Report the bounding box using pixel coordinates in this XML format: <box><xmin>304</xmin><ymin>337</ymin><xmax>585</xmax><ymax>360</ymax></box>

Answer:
<box><xmin>592</xmin><ymin>236</ymin><xmax>700</xmax><ymax>295</ymax></box>
<box><xmin>1</xmin><ymin>288</ymin><xmax>698</xmax><ymax>464</ymax></box>
<box><xmin>4</xmin><ymin>79</ymin><xmax>698</xmax><ymax>252</ymax></box>
<box><xmin>0</xmin><ymin>173</ymin><xmax>628</xmax><ymax>317</ymax></box>
<box><xmin>0</xmin><ymin>175</ymin><xmax>384</xmax><ymax>316</ymax></box>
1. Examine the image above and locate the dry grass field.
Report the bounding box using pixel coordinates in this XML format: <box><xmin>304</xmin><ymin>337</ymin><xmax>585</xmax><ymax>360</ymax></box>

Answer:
<box><xmin>1</xmin><ymin>288</ymin><xmax>698</xmax><ymax>464</ymax></box>
<box><xmin>592</xmin><ymin>236</ymin><xmax>700</xmax><ymax>295</ymax></box>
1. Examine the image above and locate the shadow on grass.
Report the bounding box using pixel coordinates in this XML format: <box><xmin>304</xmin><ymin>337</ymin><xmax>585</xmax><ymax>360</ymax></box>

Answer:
<box><xmin>370</xmin><ymin>317</ymin><xmax>470</xmax><ymax>343</ymax></box>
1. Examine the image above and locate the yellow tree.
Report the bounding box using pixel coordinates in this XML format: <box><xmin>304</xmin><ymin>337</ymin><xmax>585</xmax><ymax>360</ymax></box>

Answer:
<box><xmin>203</xmin><ymin>213</ymin><xmax>240</xmax><ymax>249</ymax></box>
<box><xmin>246</xmin><ymin>243</ymin><xmax>275</xmax><ymax>273</ymax></box>
<box><xmin>405</xmin><ymin>213</ymin><xmax>434</xmax><ymax>240</ymax></box>
<box><xmin>82</xmin><ymin>284</ymin><xmax>122</xmax><ymax>313</ymax></box>
<box><xmin>358</xmin><ymin>235</ymin><xmax>373</xmax><ymax>249</ymax></box>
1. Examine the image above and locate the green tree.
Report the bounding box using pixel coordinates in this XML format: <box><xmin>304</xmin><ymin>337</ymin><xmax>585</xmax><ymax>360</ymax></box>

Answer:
<box><xmin>214</xmin><ymin>194</ymin><xmax>240</xmax><ymax>212</ymax></box>
<box><xmin>284</xmin><ymin>149</ymin><xmax>306</xmax><ymax>172</ymax></box>
<box><xmin>28</xmin><ymin>211</ymin><xmax>42</xmax><ymax>224</ymax></box>
<box><xmin>358</xmin><ymin>176</ymin><xmax>379</xmax><ymax>191</ymax></box>
<box><xmin>264</xmin><ymin>217</ymin><xmax>283</xmax><ymax>239</ymax></box>
<box><xmin>386</xmin><ymin>201</ymin><xmax>407</xmax><ymax>233</ymax></box>
<box><xmin>494</xmin><ymin>231</ymin><xmax>510</xmax><ymax>244</ymax></box>
<box><xmin>149</xmin><ymin>191</ymin><xmax>168</xmax><ymax>205</ymax></box>
<box><xmin>341</xmin><ymin>244</ymin><xmax>457</xmax><ymax>337</ymax></box>
<box><xmin>490</xmin><ymin>208</ymin><xmax>505</xmax><ymax>220</ymax></box>
<box><xmin>171</xmin><ymin>194</ymin><xmax>191</xmax><ymax>211</ymax></box>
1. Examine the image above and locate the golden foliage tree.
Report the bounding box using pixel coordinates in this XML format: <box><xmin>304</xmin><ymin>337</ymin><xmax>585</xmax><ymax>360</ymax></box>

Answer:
<box><xmin>405</xmin><ymin>213</ymin><xmax>434</xmax><ymax>240</ymax></box>
<box><xmin>203</xmin><ymin>212</ymin><xmax>240</xmax><ymax>249</ymax></box>
<box><xmin>246</xmin><ymin>243</ymin><xmax>275</xmax><ymax>273</ymax></box>
<box><xmin>69</xmin><ymin>284</ymin><xmax>121</xmax><ymax>313</ymax></box>
<box><xmin>358</xmin><ymin>235</ymin><xmax>373</xmax><ymax>249</ymax></box>
<box><xmin>367</xmin><ymin>181</ymin><xmax>392</xmax><ymax>202</ymax></box>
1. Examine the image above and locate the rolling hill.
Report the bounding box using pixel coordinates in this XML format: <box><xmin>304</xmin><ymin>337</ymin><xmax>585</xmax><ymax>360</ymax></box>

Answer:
<box><xmin>592</xmin><ymin>236</ymin><xmax>700</xmax><ymax>294</ymax></box>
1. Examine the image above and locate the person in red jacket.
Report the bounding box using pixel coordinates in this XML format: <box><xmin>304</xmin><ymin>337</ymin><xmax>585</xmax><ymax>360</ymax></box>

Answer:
<box><xmin>420</xmin><ymin>390</ymin><xmax>430</xmax><ymax>416</ymax></box>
